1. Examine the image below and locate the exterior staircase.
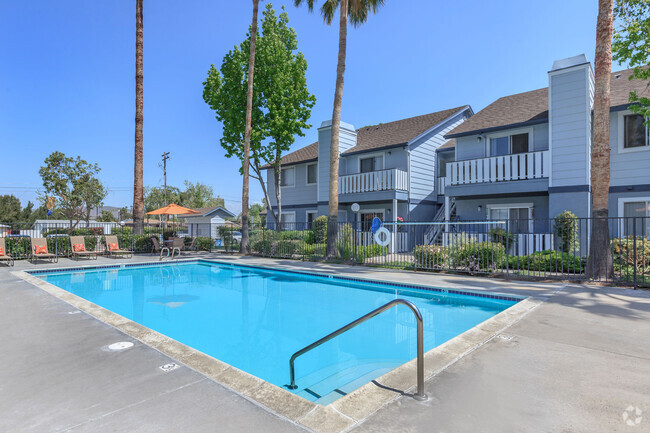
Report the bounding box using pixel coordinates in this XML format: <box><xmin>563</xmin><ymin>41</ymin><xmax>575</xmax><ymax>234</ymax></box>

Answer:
<box><xmin>424</xmin><ymin>198</ymin><xmax>456</xmax><ymax>245</ymax></box>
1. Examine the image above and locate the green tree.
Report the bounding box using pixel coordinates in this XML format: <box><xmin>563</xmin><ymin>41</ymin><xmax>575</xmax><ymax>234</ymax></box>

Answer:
<box><xmin>295</xmin><ymin>0</ymin><xmax>384</xmax><ymax>258</ymax></box>
<box><xmin>38</xmin><ymin>151</ymin><xmax>102</xmax><ymax>231</ymax></box>
<box><xmin>180</xmin><ymin>180</ymin><xmax>225</xmax><ymax>209</ymax></box>
<box><xmin>82</xmin><ymin>177</ymin><xmax>107</xmax><ymax>226</ymax></box>
<box><xmin>0</xmin><ymin>195</ymin><xmax>22</xmax><ymax>223</ymax></box>
<box><xmin>97</xmin><ymin>210</ymin><xmax>117</xmax><ymax>222</ymax></box>
<box><xmin>613</xmin><ymin>0</ymin><xmax>650</xmax><ymax>121</ymax></box>
<box><xmin>119</xmin><ymin>207</ymin><xmax>133</xmax><ymax>221</ymax></box>
<box><xmin>203</xmin><ymin>4</ymin><xmax>315</xmax><ymax>227</ymax></box>
<box><xmin>249</xmin><ymin>202</ymin><xmax>264</xmax><ymax>225</ymax></box>
<box><xmin>144</xmin><ymin>185</ymin><xmax>182</xmax><ymax>223</ymax></box>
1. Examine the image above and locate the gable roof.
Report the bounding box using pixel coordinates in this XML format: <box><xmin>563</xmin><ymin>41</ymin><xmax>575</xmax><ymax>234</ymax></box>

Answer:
<box><xmin>180</xmin><ymin>206</ymin><xmax>235</xmax><ymax>219</ymax></box>
<box><xmin>446</xmin><ymin>68</ymin><xmax>649</xmax><ymax>139</ymax></box>
<box><xmin>263</xmin><ymin>106</ymin><xmax>470</xmax><ymax>169</ymax></box>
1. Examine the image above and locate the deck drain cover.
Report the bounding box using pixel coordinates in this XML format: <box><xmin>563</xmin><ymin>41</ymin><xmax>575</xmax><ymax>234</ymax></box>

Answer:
<box><xmin>497</xmin><ymin>334</ymin><xmax>514</xmax><ymax>341</ymax></box>
<box><xmin>160</xmin><ymin>362</ymin><xmax>180</xmax><ymax>372</ymax></box>
<box><xmin>108</xmin><ymin>342</ymin><xmax>134</xmax><ymax>351</ymax></box>
<box><xmin>68</xmin><ymin>311</ymin><xmax>81</xmax><ymax>315</ymax></box>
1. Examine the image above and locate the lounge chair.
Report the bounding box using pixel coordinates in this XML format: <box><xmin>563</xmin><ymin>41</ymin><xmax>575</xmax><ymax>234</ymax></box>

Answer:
<box><xmin>170</xmin><ymin>237</ymin><xmax>184</xmax><ymax>258</ymax></box>
<box><xmin>186</xmin><ymin>237</ymin><xmax>198</xmax><ymax>252</ymax></box>
<box><xmin>70</xmin><ymin>236</ymin><xmax>98</xmax><ymax>260</ymax></box>
<box><xmin>0</xmin><ymin>238</ymin><xmax>14</xmax><ymax>267</ymax></box>
<box><xmin>30</xmin><ymin>238</ymin><xmax>58</xmax><ymax>263</ymax></box>
<box><xmin>104</xmin><ymin>235</ymin><xmax>133</xmax><ymax>259</ymax></box>
<box><xmin>150</xmin><ymin>236</ymin><xmax>170</xmax><ymax>260</ymax></box>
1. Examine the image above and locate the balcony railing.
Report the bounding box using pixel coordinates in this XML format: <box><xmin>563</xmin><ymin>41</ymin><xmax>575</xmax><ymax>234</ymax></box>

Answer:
<box><xmin>447</xmin><ymin>150</ymin><xmax>549</xmax><ymax>186</ymax></box>
<box><xmin>339</xmin><ymin>168</ymin><xmax>408</xmax><ymax>194</ymax></box>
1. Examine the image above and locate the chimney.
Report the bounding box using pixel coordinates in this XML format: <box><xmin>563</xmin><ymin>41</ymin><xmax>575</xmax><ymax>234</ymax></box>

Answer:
<box><xmin>317</xmin><ymin>120</ymin><xmax>357</xmax><ymax>202</ymax></box>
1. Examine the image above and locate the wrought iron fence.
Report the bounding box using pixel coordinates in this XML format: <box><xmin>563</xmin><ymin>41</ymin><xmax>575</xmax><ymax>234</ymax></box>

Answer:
<box><xmin>1</xmin><ymin>217</ymin><xmax>648</xmax><ymax>288</ymax></box>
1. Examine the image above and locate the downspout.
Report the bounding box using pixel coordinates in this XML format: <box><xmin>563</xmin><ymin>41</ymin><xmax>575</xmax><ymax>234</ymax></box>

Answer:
<box><xmin>406</xmin><ymin>145</ymin><xmax>411</xmax><ymax>221</ymax></box>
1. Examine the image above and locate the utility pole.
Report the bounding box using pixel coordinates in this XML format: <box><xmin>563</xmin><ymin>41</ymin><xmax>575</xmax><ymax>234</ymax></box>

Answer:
<box><xmin>161</xmin><ymin>152</ymin><xmax>170</xmax><ymax>229</ymax></box>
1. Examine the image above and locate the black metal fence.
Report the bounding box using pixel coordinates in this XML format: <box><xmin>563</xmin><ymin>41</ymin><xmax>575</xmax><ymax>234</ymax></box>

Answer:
<box><xmin>2</xmin><ymin>217</ymin><xmax>648</xmax><ymax>288</ymax></box>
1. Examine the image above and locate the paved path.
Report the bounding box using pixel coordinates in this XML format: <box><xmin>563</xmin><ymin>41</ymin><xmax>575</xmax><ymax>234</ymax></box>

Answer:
<box><xmin>1</xmin><ymin>254</ymin><xmax>649</xmax><ymax>432</ymax></box>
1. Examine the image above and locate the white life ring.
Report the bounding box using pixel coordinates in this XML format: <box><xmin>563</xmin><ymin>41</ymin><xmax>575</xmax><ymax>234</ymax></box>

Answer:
<box><xmin>374</xmin><ymin>227</ymin><xmax>391</xmax><ymax>247</ymax></box>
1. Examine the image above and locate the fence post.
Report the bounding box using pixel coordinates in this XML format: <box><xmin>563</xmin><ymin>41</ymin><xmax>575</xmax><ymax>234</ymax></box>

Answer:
<box><xmin>633</xmin><ymin>217</ymin><xmax>638</xmax><ymax>290</ymax></box>
<box><xmin>505</xmin><ymin>219</ymin><xmax>510</xmax><ymax>278</ymax></box>
<box><xmin>262</xmin><ymin>225</ymin><xmax>266</xmax><ymax>257</ymax></box>
<box><xmin>302</xmin><ymin>224</ymin><xmax>305</xmax><ymax>261</ymax></box>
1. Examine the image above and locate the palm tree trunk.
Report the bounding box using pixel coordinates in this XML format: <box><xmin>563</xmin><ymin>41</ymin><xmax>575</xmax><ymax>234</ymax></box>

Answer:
<box><xmin>587</xmin><ymin>0</ymin><xmax>615</xmax><ymax>280</ymax></box>
<box><xmin>241</xmin><ymin>0</ymin><xmax>259</xmax><ymax>254</ymax></box>
<box><xmin>326</xmin><ymin>0</ymin><xmax>348</xmax><ymax>258</ymax></box>
<box><xmin>133</xmin><ymin>0</ymin><xmax>145</xmax><ymax>236</ymax></box>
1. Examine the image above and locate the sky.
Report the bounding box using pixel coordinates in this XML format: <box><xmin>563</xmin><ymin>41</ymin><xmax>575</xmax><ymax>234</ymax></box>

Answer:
<box><xmin>0</xmin><ymin>0</ymin><xmax>613</xmax><ymax>214</ymax></box>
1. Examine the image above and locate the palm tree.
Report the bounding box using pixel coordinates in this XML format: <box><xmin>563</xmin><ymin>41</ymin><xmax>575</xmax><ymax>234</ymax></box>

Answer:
<box><xmin>295</xmin><ymin>0</ymin><xmax>384</xmax><ymax>258</ymax></box>
<box><xmin>133</xmin><ymin>0</ymin><xmax>145</xmax><ymax>235</ymax></box>
<box><xmin>241</xmin><ymin>0</ymin><xmax>260</xmax><ymax>254</ymax></box>
<box><xmin>587</xmin><ymin>0</ymin><xmax>615</xmax><ymax>280</ymax></box>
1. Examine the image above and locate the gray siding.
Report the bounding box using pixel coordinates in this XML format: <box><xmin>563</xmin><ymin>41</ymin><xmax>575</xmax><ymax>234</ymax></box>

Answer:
<box><xmin>454</xmin><ymin>123</ymin><xmax>549</xmax><ymax>162</ymax></box>
<box><xmin>455</xmin><ymin>135</ymin><xmax>485</xmax><ymax>161</ymax></box>
<box><xmin>549</xmin><ymin>66</ymin><xmax>592</xmax><ymax>187</ymax></box>
<box><xmin>317</xmin><ymin>120</ymin><xmax>357</xmax><ymax>202</ymax></box>
<box><xmin>341</xmin><ymin>147</ymin><xmax>408</xmax><ymax>175</ymax></box>
<box><xmin>609</xmin><ymin>110</ymin><xmax>650</xmax><ymax>187</ymax></box>
<box><xmin>455</xmin><ymin>195</ymin><xmax>550</xmax><ymax>233</ymax></box>
<box><xmin>410</xmin><ymin>111</ymin><xmax>469</xmax><ymax>203</ymax></box>
<box><xmin>266</xmin><ymin>162</ymin><xmax>317</xmax><ymax>207</ymax></box>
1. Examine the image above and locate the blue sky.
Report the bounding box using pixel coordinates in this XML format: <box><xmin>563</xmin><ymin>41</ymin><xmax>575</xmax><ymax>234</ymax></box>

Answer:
<box><xmin>0</xmin><ymin>0</ymin><xmax>608</xmax><ymax>214</ymax></box>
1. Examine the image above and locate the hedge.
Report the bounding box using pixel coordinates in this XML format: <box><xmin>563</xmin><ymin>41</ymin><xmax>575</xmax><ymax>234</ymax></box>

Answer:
<box><xmin>414</xmin><ymin>244</ymin><xmax>448</xmax><ymax>269</ymax></box>
<box><xmin>453</xmin><ymin>241</ymin><xmax>506</xmax><ymax>272</ymax></box>
<box><xmin>505</xmin><ymin>250</ymin><xmax>585</xmax><ymax>273</ymax></box>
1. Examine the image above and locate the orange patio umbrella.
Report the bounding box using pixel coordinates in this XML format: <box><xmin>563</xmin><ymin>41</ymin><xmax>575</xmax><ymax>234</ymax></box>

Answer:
<box><xmin>146</xmin><ymin>203</ymin><xmax>200</xmax><ymax>216</ymax></box>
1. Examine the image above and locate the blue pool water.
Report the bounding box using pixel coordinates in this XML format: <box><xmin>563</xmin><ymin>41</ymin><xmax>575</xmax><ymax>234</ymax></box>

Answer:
<box><xmin>37</xmin><ymin>261</ymin><xmax>518</xmax><ymax>404</ymax></box>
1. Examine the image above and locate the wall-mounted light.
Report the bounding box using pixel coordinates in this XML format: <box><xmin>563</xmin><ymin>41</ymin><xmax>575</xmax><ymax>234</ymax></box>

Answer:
<box><xmin>477</xmin><ymin>135</ymin><xmax>482</xmax><ymax>142</ymax></box>
<box><xmin>387</xmin><ymin>151</ymin><xmax>392</xmax><ymax>156</ymax></box>
<box><xmin>477</xmin><ymin>205</ymin><xmax>482</xmax><ymax>213</ymax></box>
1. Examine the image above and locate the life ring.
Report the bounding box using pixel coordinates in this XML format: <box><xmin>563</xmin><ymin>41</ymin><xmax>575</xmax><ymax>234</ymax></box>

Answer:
<box><xmin>374</xmin><ymin>227</ymin><xmax>391</xmax><ymax>247</ymax></box>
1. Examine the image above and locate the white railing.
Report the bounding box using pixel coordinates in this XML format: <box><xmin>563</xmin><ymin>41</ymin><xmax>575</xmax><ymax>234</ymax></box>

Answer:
<box><xmin>447</xmin><ymin>150</ymin><xmax>549</xmax><ymax>186</ymax></box>
<box><xmin>437</xmin><ymin>177</ymin><xmax>446</xmax><ymax>196</ymax></box>
<box><xmin>339</xmin><ymin>169</ymin><xmax>408</xmax><ymax>194</ymax></box>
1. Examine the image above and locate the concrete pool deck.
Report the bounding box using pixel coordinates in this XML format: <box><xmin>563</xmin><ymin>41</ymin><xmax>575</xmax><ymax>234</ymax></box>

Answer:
<box><xmin>1</xmin><ymin>253</ymin><xmax>649</xmax><ymax>432</ymax></box>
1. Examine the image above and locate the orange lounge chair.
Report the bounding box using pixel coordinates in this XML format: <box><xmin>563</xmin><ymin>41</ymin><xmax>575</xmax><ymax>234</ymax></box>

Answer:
<box><xmin>104</xmin><ymin>235</ymin><xmax>133</xmax><ymax>259</ymax></box>
<box><xmin>0</xmin><ymin>238</ymin><xmax>14</xmax><ymax>267</ymax></box>
<box><xmin>30</xmin><ymin>238</ymin><xmax>58</xmax><ymax>263</ymax></box>
<box><xmin>70</xmin><ymin>236</ymin><xmax>98</xmax><ymax>260</ymax></box>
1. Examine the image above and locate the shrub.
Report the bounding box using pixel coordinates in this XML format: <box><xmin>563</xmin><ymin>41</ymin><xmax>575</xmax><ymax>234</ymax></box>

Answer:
<box><xmin>554</xmin><ymin>210</ymin><xmax>579</xmax><ymax>253</ymax></box>
<box><xmin>355</xmin><ymin>244</ymin><xmax>387</xmax><ymax>262</ymax></box>
<box><xmin>163</xmin><ymin>230</ymin><xmax>176</xmax><ymax>240</ymax></box>
<box><xmin>414</xmin><ymin>244</ymin><xmax>448</xmax><ymax>269</ymax></box>
<box><xmin>454</xmin><ymin>241</ymin><xmax>506</xmax><ymax>272</ymax></box>
<box><xmin>313</xmin><ymin>215</ymin><xmax>328</xmax><ymax>244</ymax></box>
<box><xmin>305</xmin><ymin>243</ymin><xmax>326</xmax><ymax>257</ymax></box>
<box><xmin>196</xmin><ymin>237</ymin><xmax>213</xmax><ymax>251</ymax></box>
<box><xmin>489</xmin><ymin>228</ymin><xmax>515</xmax><ymax>249</ymax></box>
<box><xmin>611</xmin><ymin>237</ymin><xmax>650</xmax><ymax>281</ymax></box>
<box><xmin>271</xmin><ymin>240</ymin><xmax>301</xmax><ymax>257</ymax></box>
<box><xmin>505</xmin><ymin>250</ymin><xmax>585</xmax><ymax>273</ymax></box>
<box><xmin>252</xmin><ymin>239</ymin><xmax>273</xmax><ymax>255</ymax></box>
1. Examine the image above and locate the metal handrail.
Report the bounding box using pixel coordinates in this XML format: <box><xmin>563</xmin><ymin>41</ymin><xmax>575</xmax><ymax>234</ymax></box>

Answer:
<box><xmin>286</xmin><ymin>299</ymin><xmax>428</xmax><ymax>401</ymax></box>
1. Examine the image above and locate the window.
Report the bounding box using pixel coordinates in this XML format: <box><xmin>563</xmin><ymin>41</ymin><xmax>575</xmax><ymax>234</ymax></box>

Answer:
<box><xmin>307</xmin><ymin>163</ymin><xmax>317</xmax><ymax>185</ymax></box>
<box><xmin>306</xmin><ymin>211</ymin><xmax>317</xmax><ymax>229</ymax></box>
<box><xmin>280</xmin><ymin>212</ymin><xmax>295</xmax><ymax>224</ymax></box>
<box><xmin>360</xmin><ymin>210</ymin><xmax>383</xmax><ymax>231</ymax></box>
<box><xmin>360</xmin><ymin>155</ymin><xmax>383</xmax><ymax>173</ymax></box>
<box><xmin>488</xmin><ymin>206</ymin><xmax>531</xmax><ymax>234</ymax></box>
<box><xmin>622</xmin><ymin>200</ymin><xmax>650</xmax><ymax>237</ymax></box>
<box><xmin>280</xmin><ymin>167</ymin><xmax>295</xmax><ymax>187</ymax></box>
<box><xmin>490</xmin><ymin>132</ymin><xmax>529</xmax><ymax>156</ymax></box>
<box><xmin>624</xmin><ymin>114</ymin><xmax>649</xmax><ymax>149</ymax></box>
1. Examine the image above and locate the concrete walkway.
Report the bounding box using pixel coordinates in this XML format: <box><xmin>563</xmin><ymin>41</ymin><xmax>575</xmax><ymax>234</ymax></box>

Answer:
<box><xmin>1</xmin><ymin>254</ymin><xmax>649</xmax><ymax>432</ymax></box>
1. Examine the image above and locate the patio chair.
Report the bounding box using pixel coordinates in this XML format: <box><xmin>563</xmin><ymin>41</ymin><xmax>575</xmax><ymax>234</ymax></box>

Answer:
<box><xmin>170</xmin><ymin>237</ymin><xmax>184</xmax><ymax>258</ymax></box>
<box><xmin>70</xmin><ymin>236</ymin><xmax>98</xmax><ymax>261</ymax></box>
<box><xmin>30</xmin><ymin>238</ymin><xmax>58</xmax><ymax>263</ymax></box>
<box><xmin>0</xmin><ymin>238</ymin><xmax>14</xmax><ymax>267</ymax></box>
<box><xmin>150</xmin><ymin>236</ymin><xmax>170</xmax><ymax>260</ymax></box>
<box><xmin>104</xmin><ymin>235</ymin><xmax>133</xmax><ymax>259</ymax></box>
<box><xmin>186</xmin><ymin>237</ymin><xmax>198</xmax><ymax>252</ymax></box>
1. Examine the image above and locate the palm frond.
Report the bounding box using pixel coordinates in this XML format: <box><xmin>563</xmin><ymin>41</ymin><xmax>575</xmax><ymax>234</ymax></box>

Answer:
<box><xmin>294</xmin><ymin>0</ymin><xmax>316</xmax><ymax>13</ymax></box>
<box><xmin>348</xmin><ymin>0</ymin><xmax>384</xmax><ymax>27</ymax></box>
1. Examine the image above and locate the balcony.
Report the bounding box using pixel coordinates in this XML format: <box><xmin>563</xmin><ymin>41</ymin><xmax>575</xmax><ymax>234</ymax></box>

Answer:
<box><xmin>447</xmin><ymin>150</ymin><xmax>549</xmax><ymax>186</ymax></box>
<box><xmin>339</xmin><ymin>168</ymin><xmax>408</xmax><ymax>194</ymax></box>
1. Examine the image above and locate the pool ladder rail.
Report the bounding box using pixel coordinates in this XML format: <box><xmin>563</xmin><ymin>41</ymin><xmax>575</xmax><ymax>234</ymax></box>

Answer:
<box><xmin>286</xmin><ymin>299</ymin><xmax>428</xmax><ymax>401</ymax></box>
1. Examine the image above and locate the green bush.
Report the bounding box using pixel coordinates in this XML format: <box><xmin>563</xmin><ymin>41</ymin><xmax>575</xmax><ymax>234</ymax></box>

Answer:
<box><xmin>252</xmin><ymin>239</ymin><xmax>273</xmax><ymax>255</ymax></box>
<box><xmin>488</xmin><ymin>228</ymin><xmax>515</xmax><ymax>249</ymax></box>
<box><xmin>414</xmin><ymin>244</ymin><xmax>448</xmax><ymax>269</ymax></box>
<box><xmin>196</xmin><ymin>237</ymin><xmax>213</xmax><ymax>251</ymax></box>
<box><xmin>5</xmin><ymin>237</ymin><xmax>31</xmax><ymax>258</ymax></box>
<box><xmin>313</xmin><ymin>215</ymin><xmax>328</xmax><ymax>244</ymax></box>
<box><xmin>305</xmin><ymin>243</ymin><xmax>326</xmax><ymax>257</ymax></box>
<box><xmin>505</xmin><ymin>250</ymin><xmax>585</xmax><ymax>273</ymax></box>
<box><xmin>554</xmin><ymin>210</ymin><xmax>579</xmax><ymax>253</ymax></box>
<box><xmin>611</xmin><ymin>237</ymin><xmax>650</xmax><ymax>281</ymax></box>
<box><xmin>271</xmin><ymin>240</ymin><xmax>302</xmax><ymax>257</ymax></box>
<box><xmin>355</xmin><ymin>244</ymin><xmax>388</xmax><ymax>262</ymax></box>
<box><xmin>454</xmin><ymin>241</ymin><xmax>506</xmax><ymax>272</ymax></box>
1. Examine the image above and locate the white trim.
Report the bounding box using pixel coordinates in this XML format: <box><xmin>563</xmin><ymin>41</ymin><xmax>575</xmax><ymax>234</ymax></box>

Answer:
<box><xmin>357</xmin><ymin>151</ymin><xmax>385</xmax><ymax>173</ymax></box>
<box><xmin>617</xmin><ymin>196</ymin><xmax>650</xmax><ymax>219</ymax></box>
<box><xmin>306</xmin><ymin>210</ymin><xmax>318</xmax><ymax>224</ymax></box>
<box><xmin>407</xmin><ymin>106</ymin><xmax>471</xmax><ymax>147</ymax></box>
<box><xmin>548</xmin><ymin>85</ymin><xmax>553</xmax><ymax>187</ymax></box>
<box><xmin>486</xmin><ymin>203</ymin><xmax>534</xmax><ymax>232</ymax></box>
<box><xmin>306</xmin><ymin>162</ymin><xmax>318</xmax><ymax>185</ymax></box>
<box><xmin>485</xmin><ymin>127</ymin><xmax>534</xmax><ymax>156</ymax></box>
<box><xmin>617</xmin><ymin>110</ymin><xmax>650</xmax><ymax>154</ymax></box>
<box><xmin>280</xmin><ymin>211</ymin><xmax>296</xmax><ymax>224</ymax></box>
<box><xmin>280</xmin><ymin>166</ymin><xmax>295</xmax><ymax>189</ymax></box>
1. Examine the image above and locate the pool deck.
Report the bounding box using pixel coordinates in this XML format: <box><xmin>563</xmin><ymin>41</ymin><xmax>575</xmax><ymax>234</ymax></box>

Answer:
<box><xmin>1</xmin><ymin>253</ymin><xmax>649</xmax><ymax>432</ymax></box>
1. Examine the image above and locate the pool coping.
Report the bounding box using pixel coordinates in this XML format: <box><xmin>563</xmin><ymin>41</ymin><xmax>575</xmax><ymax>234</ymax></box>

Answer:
<box><xmin>12</xmin><ymin>259</ymin><xmax>543</xmax><ymax>433</ymax></box>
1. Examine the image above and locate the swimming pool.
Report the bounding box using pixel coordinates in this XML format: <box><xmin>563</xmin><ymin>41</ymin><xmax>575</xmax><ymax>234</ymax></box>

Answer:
<box><xmin>35</xmin><ymin>260</ymin><xmax>519</xmax><ymax>404</ymax></box>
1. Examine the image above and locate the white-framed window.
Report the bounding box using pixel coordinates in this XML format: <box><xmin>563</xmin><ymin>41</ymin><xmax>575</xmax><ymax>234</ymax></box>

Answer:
<box><xmin>618</xmin><ymin>197</ymin><xmax>650</xmax><ymax>237</ymax></box>
<box><xmin>280</xmin><ymin>167</ymin><xmax>295</xmax><ymax>187</ymax></box>
<box><xmin>487</xmin><ymin>204</ymin><xmax>533</xmax><ymax>234</ymax></box>
<box><xmin>488</xmin><ymin>131</ymin><xmax>530</xmax><ymax>156</ymax></box>
<box><xmin>359</xmin><ymin>153</ymin><xmax>384</xmax><ymax>173</ymax></box>
<box><xmin>306</xmin><ymin>163</ymin><xmax>317</xmax><ymax>185</ymax></box>
<box><xmin>619</xmin><ymin>112</ymin><xmax>649</xmax><ymax>152</ymax></box>
<box><xmin>280</xmin><ymin>211</ymin><xmax>295</xmax><ymax>224</ymax></box>
<box><xmin>306</xmin><ymin>211</ymin><xmax>318</xmax><ymax>229</ymax></box>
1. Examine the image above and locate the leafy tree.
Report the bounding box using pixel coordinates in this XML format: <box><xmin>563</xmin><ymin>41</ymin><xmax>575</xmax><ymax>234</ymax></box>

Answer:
<box><xmin>180</xmin><ymin>180</ymin><xmax>225</xmax><ymax>209</ymax></box>
<box><xmin>20</xmin><ymin>201</ymin><xmax>35</xmax><ymax>222</ymax></box>
<box><xmin>38</xmin><ymin>151</ymin><xmax>103</xmax><ymax>231</ymax></box>
<box><xmin>249</xmin><ymin>202</ymin><xmax>265</xmax><ymax>225</ymax></box>
<box><xmin>119</xmin><ymin>207</ymin><xmax>132</xmax><ymax>221</ymax></box>
<box><xmin>0</xmin><ymin>195</ymin><xmax>22</xmax><ymax>223</ymax></box>
<box><xmin>295</xmin><ymin>0</ymin><xmax>384</xmax><ymax>258</ymax></box>
<box><xmin>97</xmin><ymin>210</ymin><xmax>117</xmax><ymax>222</ymax></box>
<box><xmin>613</xmin><ymin>0</ymin><xmax>650</xmax><ymax>122</ymax></box>
<box><xmin>82</xmin><ymin>177</ymin><xmax>107</xmax><ymax>226</ymax></box>
<box><xmin>554</xmin><ymin>211</ymin><xmax>579</xmax><ymax>253</ymax></box>
<box><xmin>587</xmin><ymin>0</ymin><xmax>615</xmax><ymax>280</ymax></box>
<box><xmin>133</xmin><ymin>0</ymin><xmax>145</xmax><ymax>235</ymax></box>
